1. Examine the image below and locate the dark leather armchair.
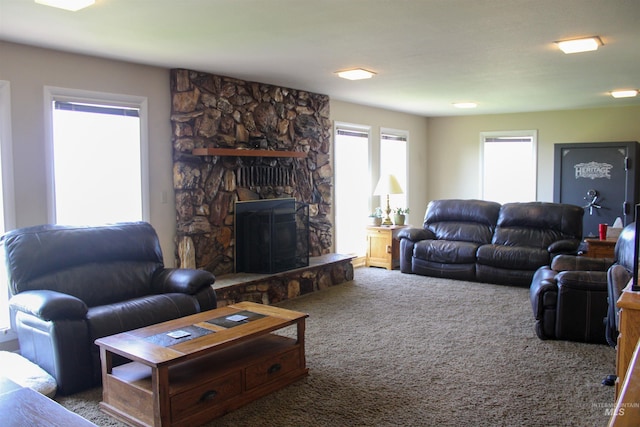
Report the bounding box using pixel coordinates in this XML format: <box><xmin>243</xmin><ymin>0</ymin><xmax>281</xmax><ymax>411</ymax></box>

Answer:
<box><xmin>530</xmin><ymin>254</ymin><xmax>613</xmax><ymax>343</ymax></box>
<box><xmin>2</xmin><ymin>222</ymin><xmax>217</xmax><ymax>395</ymax></box>
<box><xmin>530</xmin><ymin>222</ymin><xmax>638</xmax><ymax>344</ymax></box>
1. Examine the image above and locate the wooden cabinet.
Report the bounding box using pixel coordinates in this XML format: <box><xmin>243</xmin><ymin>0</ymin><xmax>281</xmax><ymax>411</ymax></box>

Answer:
<box><xmin>366</xmin><ymin>225</ymin><xmax>407</xmax><ymax>270</ymax></box>
<box><xmin>609</xmin><ymin>338</ymin><xmax>640</xmax><ymax>426</ymax></box>
<box><xmin>615</xmin><ymin>282</ymin><xmax>640</xmax><ymax>399</ymax></box>
<box><xmin>164</xmin><ymin>335</ymin><xmax>304</xmax><ymax>426</ymax></box>
<box><xmin>584</xmin><ymin>238</ymin><xmax>617</xmax><ymax>259</ymax></box>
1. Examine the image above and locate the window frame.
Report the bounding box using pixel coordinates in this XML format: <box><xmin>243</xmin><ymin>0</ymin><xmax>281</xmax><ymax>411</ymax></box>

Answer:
<box><xmin>0</xmin><ymin>80</ymin><xmax>17</xmax><ymax>342</ymax></box>
<box><xmin>480</xmin><ymin>130</ymin><xmax>538</xmax><ymax>203</ymax></box>
<box><xmin>43</xmin><ymin>86</ymin><xmax>150</xmax><ymax>224</ymax></box>
<box><xmin>333</xmin><ymin>122</ymin><xmax>372</xmax><ymax>255</ymax></box>
<box><xmin>380</xmin><ymin>127</ymin><xmax>409</xmax><ymax>212</ymax></box>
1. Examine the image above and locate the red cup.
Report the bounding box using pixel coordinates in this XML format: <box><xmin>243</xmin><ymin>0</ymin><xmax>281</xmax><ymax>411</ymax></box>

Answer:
<box><xmin>598</xmin><ymin>223</ymin><xmax>608</xmax><ymax>240</ymax></box>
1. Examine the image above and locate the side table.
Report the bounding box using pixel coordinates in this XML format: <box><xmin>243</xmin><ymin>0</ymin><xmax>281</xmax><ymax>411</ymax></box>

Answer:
<box><xmin>584</xmin><ymin>238</ymin><xmax>617</xmax><ymax>259</ymax></box>
<box><xmin>366</xmin><ymin>225</ymin><xmax>407</xmax><ymax>270</ymax></box>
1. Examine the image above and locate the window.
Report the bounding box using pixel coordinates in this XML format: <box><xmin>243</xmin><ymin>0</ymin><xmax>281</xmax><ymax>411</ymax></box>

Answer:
<box><xmin>44</xmin><ymin>87</ymin><xmax>149</xmax><ymax>225</ymax></box>
<box><xmin>0</xmin><ymin>81</ymin><xmax>16</xmax><ymax>340</ymax></box>
<box><xmin>380</xmin><ymin>129</ymin><xmax>408</xmax><ymax>214</ymax></box>
<box><xmin>481</xmin><ymin>131</ymin><xmax>537</xmax><ymax>203</ymax></box>
<box><xmin>334</xmin><ymin>125</ymin><xmax>370</xmax><ymax>255</ymax></box>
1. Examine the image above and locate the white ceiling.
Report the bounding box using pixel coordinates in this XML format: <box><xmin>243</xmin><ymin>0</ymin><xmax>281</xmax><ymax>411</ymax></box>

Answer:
<box><xmin>1</xmin><ymin>0</ymin><xmax>639</xmax><ymax>117</ymax></box>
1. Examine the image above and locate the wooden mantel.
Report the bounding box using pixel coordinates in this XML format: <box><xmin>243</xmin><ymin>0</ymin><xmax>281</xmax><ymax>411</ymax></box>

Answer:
<box><xmin>192</xmin><ymin>148</ymin><xmax>307</xmax><ymax>158</ymax></box>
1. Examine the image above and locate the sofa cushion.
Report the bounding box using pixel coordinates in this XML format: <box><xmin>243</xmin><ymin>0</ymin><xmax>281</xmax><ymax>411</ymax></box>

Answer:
<box><xmin>476</xmin><ymin>264</ymin><xmax>537</xmax><ymax>287</ymax></box>
<box><xmin>3</xmin><ymin>222</ymin><xmax>165</xmax><ymax>306</ymax></box>
<box><xmin>493</xmin><ymin>202</ymin><xmax>583</xmax><ymax>249</ymax></box>
<box><xmin>86</xmin><ymin>293</ymin><xmax>201</xmax><ymax>341</ymax></box>
<box><xmin>23</xmin><ymin>261</ymin><xmax>160</xmax><ymax>307</ymax></box>
<box><xmin>414</xmin><ymin>240</ymin><xmax>480</xmax><ymax>264</ymax></box>
<box><xmin>477</xmin><ymin>244</ymin><xmax>550</xmax><ymax>270</ymax></box>
<box><xmin>424</xmin><ymin>199</ymin><xmax>500</xmax><ymax>245</ymax></box>
<box><xmin>413</xmin><ymin>258</ymin><xmax>476</xmax><ymax>281</ymax></box>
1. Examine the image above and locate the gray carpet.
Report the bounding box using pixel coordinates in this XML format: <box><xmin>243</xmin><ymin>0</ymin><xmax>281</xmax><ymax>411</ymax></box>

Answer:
<box><xmin>56</xmin><ymin>267</ymin><xmax>616</xmax><ymax>426</ymax></box>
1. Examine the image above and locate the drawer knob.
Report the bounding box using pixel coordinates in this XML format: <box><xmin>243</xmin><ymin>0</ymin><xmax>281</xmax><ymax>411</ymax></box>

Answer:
<box><xmin>200</xmin><ymin>390</ymin><xmax>218</xmax><ymax>402</ymax></box>
<box><xmin>267</xmin><ymin>363</ymin><xmax>282</xmax><ymax>374</ymax></box>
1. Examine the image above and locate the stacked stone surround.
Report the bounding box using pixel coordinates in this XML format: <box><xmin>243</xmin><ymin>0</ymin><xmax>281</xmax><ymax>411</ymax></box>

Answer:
<box><xmin>213</xmin><ymin>254</ymin><xmax>355</xmax><ymax>307</ymax></box>
<box><xmin>170</xmin><ymin>69</ymin><xmax>333</xmax><ymax>276</ymax></box>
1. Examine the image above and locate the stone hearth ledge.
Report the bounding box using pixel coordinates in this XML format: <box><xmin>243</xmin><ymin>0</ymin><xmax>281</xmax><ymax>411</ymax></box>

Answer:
<box><xmin>212</xmin><ymin>254</ymin><xmax>354</xmax><ymax>306</ymax></box>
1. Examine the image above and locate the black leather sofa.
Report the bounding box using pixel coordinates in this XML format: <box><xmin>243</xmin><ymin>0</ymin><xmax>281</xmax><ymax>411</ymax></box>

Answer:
<box><xmin>398</xmin><ymin>199</ymin><xmax>583</xmax><ymax>286</ymax></box>
<box><xmin>2</xmin><ymin>222</ymin><xmax>217</xmax><ymax>395</ymax></box>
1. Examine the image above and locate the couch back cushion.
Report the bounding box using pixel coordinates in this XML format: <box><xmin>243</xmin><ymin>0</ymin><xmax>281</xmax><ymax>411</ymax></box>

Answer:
<box><xmin>2</xmin><ymin>222</ymin><xmax>164</xmax><ymax>307</ymax></box>
<box><xmin>615</xmin><ymin>222</ymin><xmax>636</xmax><ymax>271</ymax></box>
<box><xmin>424</xmin><ymin>199</ymin><xmax>501</xmax><ymax>244</ymax></box>
<box><xmin>493</xmin><ymin>202</ymin><xmax>583</xmax><ymax>248</ymax></box>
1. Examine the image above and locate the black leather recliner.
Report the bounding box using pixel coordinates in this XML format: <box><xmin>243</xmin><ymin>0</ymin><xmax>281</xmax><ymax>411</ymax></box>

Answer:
<box><xmin>530</xmin><ymin>222</ymin><xmax>636</xmax><ymax>344</ymax></box>
<box><xmin>529</xmin><ymin>254</ymin><xmax>613</xmax><ymax>343</ymax></box>
<box><xmin>2</xmin><ymin>222</ymin><xmax>217</xmax><ymax>395</ymax></box>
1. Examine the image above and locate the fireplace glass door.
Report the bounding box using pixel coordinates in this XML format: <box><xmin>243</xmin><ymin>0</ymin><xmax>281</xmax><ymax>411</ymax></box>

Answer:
<box><xmin>235</xmin><ymin>198</ymin><xmax>309</xmax><ymax>274</ymax></box>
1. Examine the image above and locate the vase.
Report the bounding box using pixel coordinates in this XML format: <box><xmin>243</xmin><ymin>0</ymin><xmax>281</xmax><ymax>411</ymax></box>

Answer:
<box><xmin>393</xmin><ymin>214</ymin><xmax>405</xmax><ymax>226</ymax></box>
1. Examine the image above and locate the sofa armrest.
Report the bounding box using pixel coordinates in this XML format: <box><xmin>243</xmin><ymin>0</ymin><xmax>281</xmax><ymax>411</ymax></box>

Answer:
<box><xmin>9</xmin><ymin>290</ymin><xmax>88</xmax><ymax>321</ymax></box>
<box><xmin>555</xmin><ymin>270</ymin><xmax>608</xmax><ymax>291</ymax></box>
<box><xmin>397</xmin><ymin>227</ymin><xmax>434</xmax><ymax>241</ymax></box>
<box><xmin>529</xmin><ymin>267</ymin><xmax>560</xmax><ymax>340</ymax></box>
<box><xmin>152</xmin><ymin>268</ymin><xmax>216</xmax><ymax>295</ymax></box>
<box><xmin>530</xmin><ymin>267</ymin><xmax>558</xmax><ymax>317</ymax></box>
<box><xmin>550</xmin><ymin>254</ymin><xmax>614</xmax><ymax>272</ymax></box>
<box><xmin>548</xmin><ymin>239</ymin><xmax>579</xmax><ymax>255</ymax></box>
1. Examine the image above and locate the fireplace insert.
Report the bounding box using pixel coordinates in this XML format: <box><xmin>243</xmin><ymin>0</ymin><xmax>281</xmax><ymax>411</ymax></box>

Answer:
<box><xmin>235</xmin><ymin>198</ymin><xmax>309</xmax><ymax>273</ymax></box>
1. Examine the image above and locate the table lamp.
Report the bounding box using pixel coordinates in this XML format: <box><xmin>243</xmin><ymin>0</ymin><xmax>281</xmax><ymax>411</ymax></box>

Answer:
<box><xmin>373</xmin><ymin>174</ymin><xmax>404</xmax><ymax>225</ymax></box>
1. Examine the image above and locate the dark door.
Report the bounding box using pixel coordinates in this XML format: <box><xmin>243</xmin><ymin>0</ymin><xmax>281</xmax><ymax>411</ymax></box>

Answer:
<box><xmin>554</xmin><ymin>142</ymin><xmax>639</xmax><ymax>238</ymax></box>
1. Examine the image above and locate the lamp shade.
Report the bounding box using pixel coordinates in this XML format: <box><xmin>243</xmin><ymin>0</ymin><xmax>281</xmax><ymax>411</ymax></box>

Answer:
<box><xmin>373</xmin><ymin>174</ymin><xmax>404</xmax><ymax>195</ymax></box>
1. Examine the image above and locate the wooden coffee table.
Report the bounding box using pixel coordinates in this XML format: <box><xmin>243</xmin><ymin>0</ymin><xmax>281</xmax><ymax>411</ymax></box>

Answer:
<box><xmin>95</xmin><ymin>301</ymin><xmax>308</xmax><ymax>427</ymax></box>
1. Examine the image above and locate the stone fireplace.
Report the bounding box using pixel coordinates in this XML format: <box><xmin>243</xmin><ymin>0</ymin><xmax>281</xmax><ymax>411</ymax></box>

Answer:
<box><xmin>171</xmin><ymin>69</ymin><xmax>332</xmax><ymax>275</ymax></box>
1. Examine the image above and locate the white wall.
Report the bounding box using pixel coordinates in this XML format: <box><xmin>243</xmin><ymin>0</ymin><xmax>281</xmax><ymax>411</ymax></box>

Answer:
<box><xmin>0</xmin><ymin>42</ymin><xmax>432</xmax><ymax>265</ymax></box>
<box><xmin>0</xmin><ymin>41</ymin><xmax>177</xmax><ymax>265</ymax></box>
<box><xmin>427</xmin><ymin>106</ymin><xmax>640</xmax><ymax>202</ymax></box>
<box><xmin>3</xmin><ymin>40</ymin><xmax>638</xmax><ymax>266</ymax></box>
<box><xmin>330</xmin><ymin>100</ymin><xmax>430</xmax><ymax>226</ymax></box>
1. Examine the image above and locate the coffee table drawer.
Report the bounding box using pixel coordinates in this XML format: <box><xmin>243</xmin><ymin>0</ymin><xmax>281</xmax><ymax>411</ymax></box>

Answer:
<box><xmin>245</xmin><ymin>348</ymin><xmax>300</xmax><ymax>390</ymax></box>
<box><xmin>171</xmin><ymin>370</ymin><xmax>242</xmax><ymax>421</ymax></box>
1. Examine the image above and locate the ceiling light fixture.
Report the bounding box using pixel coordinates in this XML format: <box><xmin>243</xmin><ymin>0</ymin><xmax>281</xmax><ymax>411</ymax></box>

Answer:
<box><xmin>610</xmin><ymin>90</ymin><xmax>638</xmax><ymax>99</ymax></box>
<box><xmin>555</xmin><ymin>36</ymin><xmax>603</xmax><ymax>54</ymax></box>
<box><xmin>453</xmin><ymin>102</ymin><xmax>478</xmax><ymax>109</ymax></box>
<box><xmin>336</xmin><ymin>68</ymin><xmax>376</xmax><ymax>81</ymax></box>
<box><xmin>35</xmin><ymin>0</ymin><xmax>95</xmax><ymax>11</ymax></box>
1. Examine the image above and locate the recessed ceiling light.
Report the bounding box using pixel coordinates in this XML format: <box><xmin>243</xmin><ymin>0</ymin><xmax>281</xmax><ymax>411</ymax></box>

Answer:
<box><xmin>453</xmin><ymin>102</ymin><xmax>478</xmax><ymax>109</ymax></box>
<box><xmin>35</xmin><ymin>0</ymin><xmax>95</xmax><ymax>11</ymax></box>
<box><xmin>336</xmin><ymin>69</ymin><xmax>376</xmax><ymax>80</ymax></box>
<box><xmin>555</xmin><ymin>36</ymin><xmax>603</xmax><ymax>54</ymax></box>
<box><xmin>610</xmin><ymin>90</ymin><xmax>638</xmax><ymax>99</ymax></box>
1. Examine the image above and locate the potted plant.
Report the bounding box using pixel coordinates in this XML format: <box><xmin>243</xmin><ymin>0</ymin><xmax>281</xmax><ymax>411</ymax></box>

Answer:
<box><xmin>369</xmin><ymin>207</ymin><xmax>383</xmax><ymax>226</ymax></box>
<box><xmin>393</xmin><ymin>207</ymin><xmax>410</xmax><ymax>226</ymax></box>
